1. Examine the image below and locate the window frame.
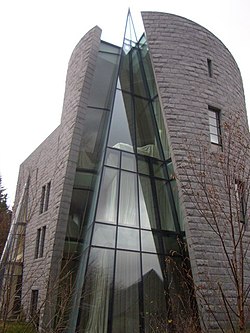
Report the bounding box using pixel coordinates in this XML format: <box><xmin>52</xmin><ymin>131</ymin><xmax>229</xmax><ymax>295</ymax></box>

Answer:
<box><xmin>208</xmin><ymin>106</ymin><xmax>222</xmax><ymax>146</ymax></box>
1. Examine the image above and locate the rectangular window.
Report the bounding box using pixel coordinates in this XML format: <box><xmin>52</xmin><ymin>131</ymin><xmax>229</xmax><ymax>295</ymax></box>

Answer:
<box><xmin>39</xmin><ymin>186</ymin><xmax>46</xmax><ymax>214</ymax></box>
<box><xmin>207</xmin><ymin>58</ymin><xmax>213</xmax><ymax>77</ymax></box>
<box><xmin>44</xmin><ymin>182</ymin><xmax>51</xmax><ymax>211</ymax></box>
<box><xmin>235</xmin><ymin>180</ymin><xmax>246</xmax><ymax>223</ymax></box>
<box><xmin>208</xmin><ymin>106</ymin><xmax>221</xmax><ymax>145</ymax></box>
<box><xmin>39</xmin><ymin>181</ymin><xmax>51</xmax><ymax>214</ymax></box>
<box><xmin>34</xmin><ymin>228</ymin><xmax>41</xmax><ymax>259</ymax></box>
<box><xmin>30</xmin><ymin>290</ymin><xmax>39</xmax><ymax>327</ymax></box>
<box><xmin>34</xmin><ymin>226</ymin><xmax>46</xmax><ymax>258</ymax></box>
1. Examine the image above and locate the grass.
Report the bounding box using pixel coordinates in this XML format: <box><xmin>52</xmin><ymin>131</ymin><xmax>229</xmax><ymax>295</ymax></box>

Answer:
<box><xmin>0</xmin><ymin>321</ymin><xmax>36</xmax><ymax>333</ymax></box>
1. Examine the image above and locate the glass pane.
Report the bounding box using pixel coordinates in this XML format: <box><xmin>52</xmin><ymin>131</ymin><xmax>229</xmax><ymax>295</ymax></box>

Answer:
<box><xmin>108</xmin><ymin>90</ymin><xmax>135</xmax><ymax>152</ymax></box>
<box><xmin>88</xmin><ymin>50</ymin><xmax>119</xmax><ymax>109</ymax></box>
<box><xmin>96</xmin><ymin>167</ymin><xmax>119</xmax><ymax>224</ymax></box>
<box><xmin>141</xmin><ymin>230</ymin><xmax>159</xmax><ymax>253</ymax></box>
<box><xmin>112</xmin><ymin>251</ymin><xmax>140</xmax><ymax>332</ymax></box>
<box><xmin>132</xmin><ymin>48</ymin><xmax>148</xmax><ymax>98</ymax></box>
<box><xmin>66</xmin><ymin>189</ymin><xmax>92</xmax><ymax>241</ymax></box>
<box><xmin>210</xmin><ymin>133</ymin><xmax>219</xmax><ymax>144</ymax></box>
<box><xmin>92</xmin><ymin>223</ymin><xmax>116</xmax><ymax>248</ymax></box>
<box><xmin>140</xmin><ymin>43</ymin><xmax>158</xmax><ymax>99</ymax></box>
<box><xmin>167</xmin><ymin>161</ymin><xmax>175</xmax><ymax>180</ymax></box>
<box><xmin>162</xmin><ymin>235</ymin><xmax>182</xmax><ymax>255</ymax></box>
<box><xmin>118</xmin><ymin>171</ymin><xmax>139</xmax><ymax>226</ymax></box>
<box><xmin>138</xmin><ymin>176</ymin><xmax>157</xmax><ymax>229</ymax></box>
<box><xmin>135</xmin><ymin>97</ymin><xmax>160</xmax><ymax>158</ymax></box>
<box><xmin>170</xmin><ymin>180</ymin><xmax>184</xmax><ymax>231</ymax></box>
<box><xmin>117</xmin><ymin>227</ymin><xmax>139</xmax><ymax>251</ymax></box>
<box><xmin>78</xmin><ymin>108</ymin><xmax>109</xmax><ymax>170</ymax></box>
<box><xmin>155</xmin><ymin>180</ymin><xmax>176</xmax><ymax>231</ymax></box>
<box><xmin>142</xmin><ymin>254</ymin><xmax>168</xmax><ymax>332</ymax></box>
<box><xmin>74</xmin><ymin>171</ymin><xmax>96</xmax><ymax>190</ymax></box>
<box><xmin>152</xmin><ymin>98</ymin><xmax>170</xmax><ymax>159</ymax></box>
<box><xmin>153</xmin><ymin>160</ymin><xmax>166</xmax><ymax>179</ymax></box>
<box><xmin>137</xmin><ymin>156</ymin><xmax>150</xmax><ymax>175</ymax></box>
<box><xmin>105</xmin><ymin>148</ymin><xmax>120</xmax><ymax>168</ymax></box>
<box><xmin>99</xmin><ymin>41</ymin><xmax>120</xmax><ymax>54</ymax></box>
<box><xmin>209</xmin><ymin>125</ymin><xmax>219</xmax><ymax>135</ymax></box>
<box><xmin>78</xmin><ymin>248</ymin><xmax>114</xmax><ymax>332</ymax></box>
<box><xmin>121</xmin><ymin>152</ymin><xmax>136</xmax><ymax>171</ymax></box>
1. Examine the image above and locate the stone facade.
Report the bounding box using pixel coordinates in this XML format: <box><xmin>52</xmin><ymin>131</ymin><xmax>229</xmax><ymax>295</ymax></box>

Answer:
<box><xmin>142</xmin><ymin>12</ymin><xmax>250</xmax><ymax>330</ymax></box>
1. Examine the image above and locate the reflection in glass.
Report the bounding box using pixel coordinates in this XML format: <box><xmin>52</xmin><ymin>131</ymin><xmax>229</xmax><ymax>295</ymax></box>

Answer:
<box><xmin>137</xmin><ymin>156</ymin><xmax>150</xmax><ymax>175</ymax></box>
<box><xmin>138</xmin><ymin>176</ymin><xmax>157</xmax><ymax>229</ymax></box>
<box><xmin>112</xmin><ymin>251</ymin><xmax>140</xmax><ymax>332</ymax></box>
<box><xmin>92</xmin><ymin>223</ymin><xmax>116</xmax><ymax>248</ymax></box>
<box><xmin>141</xmin><ymin>230</ymin><xmax>158</xmax><ymax>253</ymax></box>
<box><xmin>105</xmin><ymin>148</ymin><xmax>120</xmax><ymax>168</ymax></box>
<box><xmin>78</xmin><ymin>248</ymin><xmax>114</xmax><ymax>332</ymax></box>
<box><xmin>66</xmin><ymin>189</ymin><xmax>92</xmax><ymax>242</ymax></box>
<box><xmin>117</xmin><ymin>227</ymin><xmax>139</xmax><ymax>251</ymax></box>
<box><xmin>108</xmin><ymin>89</ymin><xmax>134</xmax><ymax>152</ymax></box>
<box><xmin>152</xmin><ymin>98</ymin><xmax>170</xmax><ymax>159</ymax></box>
<box><xmin>142</xmin><ymin>254</ymin><xmax>168</xmax><ymax>332</ymax></box>
<box><xmin>74</xmin><ymin>171</ymin><xmax>95</xmax><ymax>190</ymax></box>
<box><xmin>135</xmin><ymin>96</ymin><xmax>160</xmax><ymax>158</ymax></box>
<box><xmin>96</xmin><ymin>167</ymin><xmax>119</xmax><ymax>224</ymax></box>
<box><xmin>156</xmin><ymin>180</ymin><xmax>176</xmax><ymax>231</ymax></box>
<box><xmin>78</xmin><ymin>108</ymin><xmax>109</xmax><ymax>170</ymax></box>
<box><xmin>170</xmin><ymin>180</ymin><xmax>184</xmax><ymax>231</ymax></box>
<box><xmin>88</xmin><ymin>48</ymin><xmax>120</xmax><ymax>109</ymax></box>
<box><xmin>121</xmin><ymin>152</ymin><xmax>136</xmax><ymax>171</ymax></box>
<box><xmin>119</xmin><ymin>171</ymin><xmax>139</xmax><ymax>226</ymax></box>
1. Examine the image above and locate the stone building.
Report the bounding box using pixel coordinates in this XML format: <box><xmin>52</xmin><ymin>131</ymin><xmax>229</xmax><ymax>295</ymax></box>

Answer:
<box><xmin>1</xmin><ymin>11</ymin><xmax>249</xmax><ymax>332</ymax></box>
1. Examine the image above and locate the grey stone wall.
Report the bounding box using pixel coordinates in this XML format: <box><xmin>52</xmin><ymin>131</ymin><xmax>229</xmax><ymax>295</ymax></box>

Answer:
<box><xmin>15</xmin><ymin>26</ymin><xmax>102</xmax><ymax>328</ymax></box>
<box><xmin>142</xmin><ymin>11</ymin><xmax>250</xmax><ymax>331</ymax></box>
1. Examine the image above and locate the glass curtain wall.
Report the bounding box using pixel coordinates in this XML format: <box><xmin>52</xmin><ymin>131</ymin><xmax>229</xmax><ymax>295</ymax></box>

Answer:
<box><xmin>75</xmin><ymin>14</ymin><xmax>196</xmax><ymax>333</ymax></box>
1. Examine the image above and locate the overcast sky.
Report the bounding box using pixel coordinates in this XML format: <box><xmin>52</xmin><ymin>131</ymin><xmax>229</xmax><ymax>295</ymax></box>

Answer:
<box><xmin>0</xmin><ymin>0</ymin><xmax>249</xmax><ymax>206</ymax></box>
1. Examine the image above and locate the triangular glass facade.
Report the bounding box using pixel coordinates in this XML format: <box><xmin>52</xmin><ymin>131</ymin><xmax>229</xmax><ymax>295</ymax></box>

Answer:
<box><xmin>61</xmin><ymin>13</ymin><xmax>196</xmax><ymax>333</ymax></box>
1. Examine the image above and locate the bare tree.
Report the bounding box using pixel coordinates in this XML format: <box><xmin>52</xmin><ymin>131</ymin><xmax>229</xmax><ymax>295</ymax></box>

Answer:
<box><xmin>175</xmin><ymin>115</ymin><xmax>250</xmax><ymax>332</ymax></box>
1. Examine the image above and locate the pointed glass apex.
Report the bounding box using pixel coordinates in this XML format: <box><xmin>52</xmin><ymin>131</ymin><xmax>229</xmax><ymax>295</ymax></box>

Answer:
<box><xmin>123</xmin><ymin>10</ymin><xmax>138</xmax><ymax>54</ymax></box>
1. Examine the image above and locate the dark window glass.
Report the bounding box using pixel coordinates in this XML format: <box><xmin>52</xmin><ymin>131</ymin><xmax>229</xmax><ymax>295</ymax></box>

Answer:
<box><xmin>235</xmin><ymin>180</ymin><xmax>246</xmax><ymax>223</ymax></box>
<box><xmin>78</xmin><ymin>248</ymin><xmax>114</xmax><ymax>332</ymax></box>
<box><xmin>44</xmin><ymin>182</ymin><xmax>51</xmax><ymax>211</ymax></box>
<box><xmin>66</xmin><ymin>189</ymin><xmax>92</xmax><ymax>244</ymax></box>
<box><xmin>155</xmin><ymin>180</ymin><xmax>176</xmax><ymax>231</ymax></box>
<box><xmin>39</xmin><ymin>186</ymin><xmax>46</xmax><ymax>214</ymax></box>
<box><xmin>78</xmin><ymin>108</ymin><xmax>109</xmax><ymax>170</ymax></box>
<box><xmin>30</xmin><ymin>290</ymin><xmax>39</xmax><ymax>327</ymax></box>
<box><xmin>34</xmin><ymin>228</ymin><xmax>41</xmax><ymax>259</ymax></box>
<box><xmin>88</xmin><ymin>49</ymin><xmax>119</xmax><ymax>109</ymax></box>
<box><xmin>142</xmin><ymin>254</ymin><xmax>167</xmax><ymax>332</ymax></box>
<box><xmin>135</xmin><ymin>96</ymin><xmax>160</xmax><ymax>158</ymax></box>
<box><xmin>118</xmin><ymin>171</ymin><xmax>139</xmax><ymax>227</ymax></box>
<box><xmin>74</xmin><ymin>171</ymin><xmax>96</xmax><ymax>190</ymax></box>
<box><xmin>207</xmin><ymin>58</ymin><xmax>213</xmax><ymax>77</ymax></box>
<box><xmin>96</xmin><ymin>167</ymin><xmax>119</xmax><ymax>224</ymax></box>
<box><xmin>39</xmin><ymin>226</ymin><xmax>46</xmax><ymax>257</ymax></box>
<box><xmin>112</xmin><ymin>251</ymin><xmax>140</xmax><ymax>332</ymax></box>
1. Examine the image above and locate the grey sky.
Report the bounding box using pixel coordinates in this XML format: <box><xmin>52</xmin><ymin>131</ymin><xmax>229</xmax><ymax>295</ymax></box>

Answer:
<box><xmin>0</xmin><ymin>0</ymin><xmax>249</xmax><ymax>205</ymax></box>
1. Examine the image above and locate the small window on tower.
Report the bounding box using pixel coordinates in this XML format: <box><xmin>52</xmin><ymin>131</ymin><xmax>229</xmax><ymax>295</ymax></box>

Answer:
<box><xmin>207</xmin><ymin>58</ymin><xmax>213</xmax><ymax>77</ymax></box>
<box><xmin>208</xmin><ymin>106</ymin><xmax>221</xmax><ymax>145</ymax></box>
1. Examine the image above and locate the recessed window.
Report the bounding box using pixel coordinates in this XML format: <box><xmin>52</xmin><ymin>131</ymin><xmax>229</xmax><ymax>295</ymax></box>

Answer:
<box><xmin>34</xmin><ymin>226</ymin><xmax>46</xmax><ymax>259</ymax></box>
<box><xmin>208</xmin><ymin>106</ymin><xmax>221</xmax><ymax>145</ymax></box>
<box><xmin>30</xmin><ymin>290</ymin><xmax>39</xmax><ymax>327</ymax></box>
<box><xmin>39</xmin><ymin>182</ymin><xmax>51</xmax><ymax>214</ymax></box>
<box><xmin>207</xmin><ymin>58</ymin><xmax>213</xmax><ymax>77</ymax></box>
<box><xmin>235</xmin><ymin>180</ymin><xmax>246</xmax><ymax>223</ymax></box>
